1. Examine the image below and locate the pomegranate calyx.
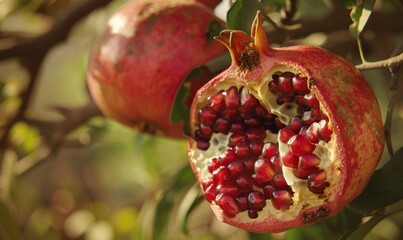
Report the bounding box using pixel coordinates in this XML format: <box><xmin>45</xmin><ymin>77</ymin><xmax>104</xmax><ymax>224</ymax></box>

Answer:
<box><xmin>251</xmin><ymin>11</ymin><xmax>271</xmax><ymax>56</ymax></box>
<box><xmin>214</xmin><ymin>31</ymin><xmax>259</xmax><ymax>72</ymax></box>
<box><xmin>214</xmin><ymin>11</ymin><xmax>272</xmax><ymax>72</ymax></box>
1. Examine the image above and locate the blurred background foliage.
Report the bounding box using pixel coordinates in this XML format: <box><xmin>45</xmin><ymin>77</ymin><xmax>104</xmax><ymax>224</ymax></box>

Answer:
<box><xmin>0</xmin><ymin>0</ymin><xmax>402</xmax><ymax>239</ymax></box>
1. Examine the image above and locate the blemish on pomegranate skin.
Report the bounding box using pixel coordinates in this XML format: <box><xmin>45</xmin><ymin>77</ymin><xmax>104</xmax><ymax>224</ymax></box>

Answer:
<box><xmin>302</xmin><ymin>207</ymin><xmax>330</xmax><ymax>224</ymax></box>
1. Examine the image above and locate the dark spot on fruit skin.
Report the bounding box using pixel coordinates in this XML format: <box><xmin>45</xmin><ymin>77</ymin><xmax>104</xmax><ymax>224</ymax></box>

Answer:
<box><xmin>302</xmin><ymin>207</ymin><xmax>330</xmax><ymax>224</ymax></box>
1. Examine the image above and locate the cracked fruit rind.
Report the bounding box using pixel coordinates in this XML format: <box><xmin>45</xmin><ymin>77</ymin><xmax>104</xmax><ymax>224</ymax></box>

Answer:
<box><xmin>187</xmin><ymin>11</ymin><xmax>384</xmax><ymax>232</ymax></box>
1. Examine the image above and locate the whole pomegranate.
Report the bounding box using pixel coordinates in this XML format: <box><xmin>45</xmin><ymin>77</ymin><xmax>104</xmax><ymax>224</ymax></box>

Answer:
<box><xmin>87</xmin><ymin>0</ymin><xmax>226</xmax><ymax>138</ymax></box>
<box><xmin>187</xmin><ymin>12</ymin><xmax>384</xmax><ymax>232</ymax></box>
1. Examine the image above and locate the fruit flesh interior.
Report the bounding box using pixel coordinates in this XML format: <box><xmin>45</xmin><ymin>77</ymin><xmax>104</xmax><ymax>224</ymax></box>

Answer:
<box><xmin>191</xmin><ymin>66</ymin><xmax>338</xmax><ymax>220</ymax></box>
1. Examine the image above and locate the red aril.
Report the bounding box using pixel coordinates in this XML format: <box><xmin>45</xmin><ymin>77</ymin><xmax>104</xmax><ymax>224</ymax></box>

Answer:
<box><xmin>187</xmin><ymin>11</ymin><xmax>384</xmax><ymax>232</ymax></box>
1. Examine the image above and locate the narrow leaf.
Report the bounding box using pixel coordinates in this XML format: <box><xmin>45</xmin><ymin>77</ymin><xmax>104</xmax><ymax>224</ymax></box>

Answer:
<box><xmin>349</xmin><ymin>147</ymin><xmax>403</xmax><ymax>214</ymax></box>
<box><xmin>0</xmin><ymin>201</ymin><xmax>21</xmax><ymax>240</ymax></box>
<box><xmin>151</xmin><ymin>165</ymin><xmax>196</xmax><ymax>240</ymax></box>
<box><xmin>177</xmin><ymin>185</ymin><xmax>204</xmax><ymax>235</ymax></box>
<box><xmin>346</xmin><ymin>0</ymin><xmax>376</xmax><ymax>38</ymax></box>
<box><xmin>325</xmin><ymin>208</ymin><xmax>362</xmax><ymax>236</ymax></box>
<box><xmin>170</xmin><ymin>54</ymin><xmax>230</xmax><ymax>136</ymax></box>
<box><xmin>339</xmin><ymin>215</ymin><xmax>384</xmax><ymax>240</ymax></box>
<box><xmin>227</xmin><ymin>0</ymin><xmax>263</xmax><ymax>34</ymax></box>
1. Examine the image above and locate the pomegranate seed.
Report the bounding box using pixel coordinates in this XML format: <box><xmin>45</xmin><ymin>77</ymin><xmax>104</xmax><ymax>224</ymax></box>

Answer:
<box><xmin>244</xmin><ymin>118</ymin><xmax>262</xmax><ymax>128</ymax></box>
<box><xmin>292</xmin><ymin>74</ymin><xmax>309</xmax><ymax>95</ymax></box>
<box><xmin>240</xmin><ymin>88</ymin><xmax>259</xmax><ymax>110</ymax></box>
<box><xmin>293</xmin><ymin>167</ymin><xmax>315</xmax><ymax>179</ymax></box>
<box><xmin>228</xmin><ymin>159</ymin><xmax>246</xmax><ymax>178</ymax></box>
<box><xmin>318</xmin><ymin>119</ymin><xmax>332</xmax><ymax>142</ymax></box>
<box><xmin>248</xmin><ymin>191</ymin><xmax>266</xmax><ymax>211</ymax></box>
<box><xmin>208</xmin><ymin>92</ymin><xmax>226</xmax><ymax>112</ymax></box>
<box><xmin>247</xmin><ymin>129</ymin><xmax>266</xmax><ymax>141</ymax></box>
<box><xmin>301</xmin><ymin>111</ymin><xmax>317</xmax><ymax>126</ymax></box>
<box><xmin>274</xmin><ymin>117</ymin><xmax>286</xmax><ymax>129</ymax></box>
<box><xmin>220</xmin><ymin>149</ymin><xmax>237</xmax><ymax>166</ymax></box>
<box><xmin>228</xmin><ymin>132</ymin><xmax>248</xmax><ymax>148</ymax></box>
<box><xmin>255</xmin><ymin>105</ymin><xmax>268</xmax><ymax>118</ymax></box>
<box><xmin>202</xmin><ymin>177</ymin><xmax>213</xmax><ymax>190</ymax></box>
<box><xmin>299</xmin><ymin>153</ymin><xmax>321</xmax><ymax>170</ymax></box>
<box><xmin>204</xmin><ymin>184</ymin><xmax>217</xmax><ymax>202</ymax></box>
<box><xmin>303</xmin><ymin>92</ymin><xmax>319</xmax><ymax>109</ymax></box>
<box><xmin>282</xmin><ymin>150</ymin><xmax>299</xmax><ymax>168</ymax></box>
<box><xmin>288</xmin><ymin>134</ymin><xmax>316</xmax><ymax>156</ymax></box>
<box><xmin>224</xmin><ymin>86</ymin><xmax>240</xmax><ymax>108</ymax></box>
<box><xmin>198</xmin><ymin>124</ymin><xmax>213</xmax><ymax>139</ymax></box>
<box><xmin>213</xmin><ymin>117</ymin><xmax>231</xmax><ymax>134</ymax></box>
<box><xmin>216</xmin><ymin>183</ymin><xmax>239</xmax><ymax>196</ymax></box>
<box><xmin>308</xmin><ymin>170</ymin><xmax>329</xmax><ymax>193</ymax></box>
<box><xmin>216</xmin><ymin>193</ymin><xmax>239</xmax><ymax>215</ymax></box>
<box><xmin>271</xmin><ymin>190</ymin><xmax>293</xmax><ymax>210</ymax></box>
<box><xmin>199</xmin><ymin>107</ymin><xmax>218</xmax><ymax>126</ymax></box>
<box><xmin>221</xmin><ymin>108</ymin><xmax>239</xmax><ymax>120</ymax></box>
<box><xmin>271</xmin><ymin>174</ymin><xmax>289</xmax><ymax>189</ymax></box>
<box><xmin>295</xmin><ymin>95</ymin><xmax>306</xmax><ymax>106</ymax></box>
<box><xmin>248</xmin><ymin>210</ymin><xmax>259</xmax><ymax>219</ymax></box>
<box><xmin>263</xmin><ymin>142</ymin><xmax>279</xmax><ymax>160</ymax></box>
<box><xmin>254</xmin><ymin>159</ymin><xmax>276</xmax><ymax>184</ymax></box>
<box><xmin>213</xmin><ymin>166</ymin><xmax>231</xmax><ymax>184</ymax></box>
<box><xmin>269</xmin><ymin>155</ymin><xmax>282</xmax><ymax>172</ymax></box>
<box><xmin>305</xmin><ymin>122</ymin><xmax>320</xmax><ymax>144</ymax></box>
<box><xmin>236</xmin><ymin>197</ymin><xmax>249</xmax><ymax>211</ymax></box>
<box><xmin>288</xmin><ymin>116</ymin><xmax>302</xmax><ymax>132</ymax></box>
<box><xmin>277</xmin><ymin>96</ymin><xmax>294</xmax><ymax>105</ymax></box>
<box><xmin>230</xmin><ymin>121</ymin><xmax>245</xmax><ymax>132</ymax></box>
<box><xmin>243</xmin><ymin>158</ymin><xmax>255</xmax><ymax>173</ymax></box>
<box><xmin>208</xmin><ymin>158</ymin><xmax>221</xmax><ymax>172</ymax></box>
<box><xmin>269</xmin><ymin>81</ymin><xmax>282</xmax><ymax>96</ymax></box>
<box><xmin>279</xmin><ymin>128</ymin><xmax>296</xmax><ymax>143</ymax></box>
<box><xmin>235</xmin><ymin>142</ymin><xmax>251</xmax><ymax>158</ymax></box>
<box><xmin>250</xmin><ymin>141</ymin><xmax>264</xmax><ymax>156</ymax></box>
<box><xmin>196</xmin><ymin>140</ymin><xmax>209</xmax><ymax>150</ymax></box>
<box><xmin>263</xmin><ymin>185</ymin><xmax>275</xmax><ymax>199</ymax></box>
<box><xmin>236</xmin><ymin>175</ymin><xmax>253</xmax><ymax>189</ymax></box>
<box><xmin>278</xmin><ymin>71</ymin><xmax>295</xmax><ymax>96</ymax></box>
<box><xmin>309</xmin><ymin>181</ymin><xmax>330</xmax><ymax>194</ymax></box>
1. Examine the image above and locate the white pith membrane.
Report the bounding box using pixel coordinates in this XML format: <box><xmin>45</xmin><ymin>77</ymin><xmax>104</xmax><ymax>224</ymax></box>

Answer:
<box><xmin>190</xmin><ymin>66</ymin><xmax>339</xmax><ymax>221</ymax></box>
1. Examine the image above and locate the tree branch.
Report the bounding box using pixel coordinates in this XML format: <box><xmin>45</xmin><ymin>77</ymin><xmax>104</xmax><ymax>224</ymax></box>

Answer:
<box><xmin>0</xmin><ymin>0</ymin><xmax>111</xmax><ymax>167</ymax></box>
<box><xmin>15</xmin><ymin>102</ymin><xmax>102</xmax><ymax>175</ymax></box>
<box><xmin>356</xmin><ymin>53</ymin><xmax>403</xmax><ymax>71</ymax></box>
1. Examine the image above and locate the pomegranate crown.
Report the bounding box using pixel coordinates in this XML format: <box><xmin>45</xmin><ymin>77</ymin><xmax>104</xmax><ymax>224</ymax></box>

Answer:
<box><xmin>214</xmin><ymin>11</ymin><xmax>271</xmax><ymax>71</ymax></box>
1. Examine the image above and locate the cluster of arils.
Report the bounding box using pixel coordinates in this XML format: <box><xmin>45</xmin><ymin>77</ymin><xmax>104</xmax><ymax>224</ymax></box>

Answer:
<box><xmin>194</xmin><ymin>71</ymin><xmax>333</xmax><ymax>219</ymax></box>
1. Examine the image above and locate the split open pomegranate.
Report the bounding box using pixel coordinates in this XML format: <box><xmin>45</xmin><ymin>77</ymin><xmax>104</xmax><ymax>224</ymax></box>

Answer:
<box><xmin>187</xmin><ymin>12</ymin><xmax>384</xmax><ymax>232</ymax></box>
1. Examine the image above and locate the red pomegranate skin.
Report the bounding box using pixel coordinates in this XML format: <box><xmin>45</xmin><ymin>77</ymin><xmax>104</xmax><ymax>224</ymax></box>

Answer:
<box><xmin>87</xmin><ymin>0</ymin><xmax>226</xmax><ymax>138</ymax></box>
<box><xmin>187</xmin><ymin>13</ymin><xmax>384</xmax><ymax>232</ymax></box>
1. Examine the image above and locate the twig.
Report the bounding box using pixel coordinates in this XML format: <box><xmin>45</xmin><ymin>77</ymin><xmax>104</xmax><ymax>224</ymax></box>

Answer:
<box><xmin>15</xmin><ymin>102</ymin><xmax>101</xmax><ymax>175</ymax></box>
<box><xmin>356</xmin><ymin>53</ymin><xmax>403</xmax><ymax>70</ymax></box>
<box><xmin>281</xmin><ymin>0</ymin><xmax>298</xmax><ymax>25</ymax></box>
<box><xmin>0</xmin><ymin>0</ymin><xmax>111</xmax><ymax>166</ymax></box>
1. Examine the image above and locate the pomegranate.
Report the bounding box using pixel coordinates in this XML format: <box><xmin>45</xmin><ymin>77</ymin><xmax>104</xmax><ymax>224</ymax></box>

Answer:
<box><xmin>188</xmin><ymin>12</ymin><xmax>384</xmax><ymax>232</ymax></box>
<box><xmin>87</xmin><ymin>0</ymin><xmax>226</xmax><ymax>138</ymax></box>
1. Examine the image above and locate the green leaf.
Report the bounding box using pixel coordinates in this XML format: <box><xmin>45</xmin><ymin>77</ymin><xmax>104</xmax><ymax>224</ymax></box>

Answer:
<box><xmin>170</xmin><ymin>53</ymin><xmax>230</xmax><ymax>136</ymax></box>
<box><xmin>349</xmin><ymin>147</ymin><xmax>403</xmax><ymax>214</ymax></box>
<box><xmin>205</xmin><ymin>19</ymin><xmax>225</xmax><ymax>42</ymax></box>
<box><xmin>343</xmin><ymin>0</ymin><xmax>376</xmax><ymax>38</ymax></box>
<box><xmin>0</xmin><ymin>201</ymin><xmax>21</xmax><ymax>240</ymax></box>
<box><xmin>227</xmin><ymin>0</ymin><xmax>263</xmax><ymax>34</ymax></box>
<box><xmin>177</xmin><ymin>185</ymin><xmax>204</xmax><ymax>235</ymax></box>
<box><xmin>324</xmin><ymin>208</ymin><xmax>362</xmax><ymax>236</ymax></box>
<box><xmin>338</xmin><ymin>215</ymin><xmax>384</xmax><ymax>240</ymax></box>
<box><xmin>151</xmin><ymin>165</ymin><xmax>196</xmax><ymax>240</ymax></box>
